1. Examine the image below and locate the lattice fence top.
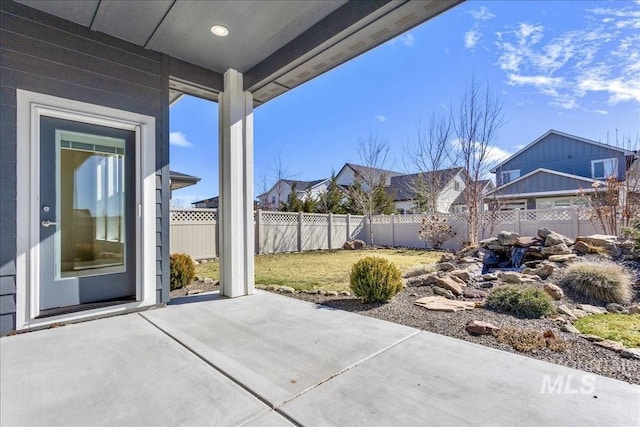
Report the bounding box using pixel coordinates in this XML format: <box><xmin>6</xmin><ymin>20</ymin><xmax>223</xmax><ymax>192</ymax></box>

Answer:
<box><xmin>303</xmin><ymin>214</ymin><xmax>329</xmax><ymax>225</ymax></box>
<box><xmin>524</xmin><ymin>209</ymin><xmax>571</xmax><ymax>221</ymax></box>
<box><xmin>487</xmin><ymin>211</ymin><xmax>516</xmax><ymax>224</ymax></box>
<box><xmin>262</xmin><ymin>211</ymin><xmax>300</xmax><ymax>224</ymax></box>
<box><xmin>171</xmin><ymin>209</ymin><xmax>217</xmax><ymax>222</ymax></box>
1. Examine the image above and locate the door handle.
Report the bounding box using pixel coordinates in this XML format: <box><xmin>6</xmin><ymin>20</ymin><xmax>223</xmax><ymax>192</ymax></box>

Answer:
<box><xmin>41</xmin><ymin>220</ymin><xmax>58</xmax><ymax>227</ymax></box>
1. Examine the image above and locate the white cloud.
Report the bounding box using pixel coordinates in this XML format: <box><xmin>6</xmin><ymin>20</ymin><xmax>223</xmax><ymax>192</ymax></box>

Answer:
<box><xmin>468</xmin><ymin>6</ymin><xmax>495</xmax><ymax>21</ymax></box>
<box><xmin>170</xmin><ymin>132</ymin><xmax>194</xmax><ymax>147</ymax></box>
<box><xmin>494</xmin><ymin>5</ymin><xmax>640</xmax><ymax>110</ymax></box>
<box><xmin>465</xmin><ymin>29</ymin><xmax>480</xmax><ymax>49</ymax></box>
<box><xmin>400</xmin><ymin>33</ymin><xmax>415</xmax><ymax>47</ymax></box>
<box><xmin>375</xmin><ymin>115</ymin><xmax>387</xmax><ymax>123</ymax></box>
<box><xmin>387</xmin><ymin>33</ymin><xmax>415</xmax><ymax>47</ymax></box>
<box><xmin>591</xmin><ymin>109</ymin><xmax>609</xmax><ymax>115</ymax></box>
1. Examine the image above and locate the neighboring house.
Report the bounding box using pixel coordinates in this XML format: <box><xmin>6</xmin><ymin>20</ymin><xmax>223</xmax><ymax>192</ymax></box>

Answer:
<box><xmin>486</xmin><ymin>130</ymin><xmax>635</xmax><ymax>210</ymax></box>
<box><xmin>192</xmin><ymin>196</ymin><xmax>219</xmax><ymax>209</ymax></box>
<box><xmin>335</xmin><ymin>163</ymin><xmax>403</xmax><ymax>189</ymax></box>
<box><xmin>451</xmin><ymin>179</ymin><xmax>496</xmax><ymax>213</ymax></box>
<box><xmin>169</xmin><ymin>170</ymin><xmax>200</xmax><ymax>198</ymax></box>
<box><xmin>390</xmin><ymin>167</ymin><xmax>467</xmax><ymax>214</ymax></box>
<box><xmin>258</xmin><ymin>179</ymin><xmax>330</xmax><ymax>210</ymax></box>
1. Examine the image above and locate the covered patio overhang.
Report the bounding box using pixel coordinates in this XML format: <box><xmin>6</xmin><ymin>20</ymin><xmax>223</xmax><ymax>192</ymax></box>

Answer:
<box><xmin>15</xmin><ymin>0</ymin><xmax>463</xmax><ymax>298</ymax></box>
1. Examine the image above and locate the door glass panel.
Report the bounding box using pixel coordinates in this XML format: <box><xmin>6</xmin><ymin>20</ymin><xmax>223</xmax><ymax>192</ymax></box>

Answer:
<box><xmin>57</xmin><ymin>130</ymin><xmax>126</xmax><ymax>278</ymax></box>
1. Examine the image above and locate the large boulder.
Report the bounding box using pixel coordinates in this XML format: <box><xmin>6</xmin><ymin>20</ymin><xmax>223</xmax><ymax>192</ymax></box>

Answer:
<box><xmin>540</xmin><ymin>243</ymin><xmax>572</xmax><ymax>256</ymax></box>
<box><xmin>466</xmin><ymin>320</ymin><xmax>500</xmax><ymax>335</ymax></box>
<box><xmin>543</xmin><ymin>283</ymin><xmax>564</xmax><ymax>300</ymax></box>
<box><xmin>433</xmin><ymin>276</ymin><xmax>464</xmax><ymax>296</ymax></box>
<box><xmin>544</xmin><ymin>231</ymin><xmax>574</xmax><ymax>247</ymax></box>
<box><xmin>497</xmin><ymin>231</ymin><xmax>520</xmax><ymax>246</ymax></box>
<box><xmin>537</xmin><ymin>227</ymin><xmax>553</xmax><ymax>239</ymax></box>
<box><xmin>433</xmin><ymin>286</ymin><xmax>456</xmax><ymax>299</ymax></box>
<box><xmin>547</xmin><ymin>254</ymin><xmax>578</xmax><ymax>262</ymax></box>
<box><xmin>342</xmin><ymin>239</ymin><xmax>366</xmax><ymax>250</ymax></box>
<box><xmin>405</xmin><ymin>273</ymin><xmax>438</xmax><ymax>286</ymax></box>
<box><xmin>415</xmin><ymin>296</ymin><xmax>476</xmax><ymax>312</ymax></box>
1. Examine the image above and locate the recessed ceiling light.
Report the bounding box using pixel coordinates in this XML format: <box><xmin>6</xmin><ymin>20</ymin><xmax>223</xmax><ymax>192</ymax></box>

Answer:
<box><xmin>210</xmin><ymin>25</ymin><xmax>229</xmax><ymax>37</ymax></box>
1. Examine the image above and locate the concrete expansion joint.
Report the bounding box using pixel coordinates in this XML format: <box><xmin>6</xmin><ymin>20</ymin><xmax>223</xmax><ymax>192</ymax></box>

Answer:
<box><xmin>276</xmin><ymin>330</ymin><xmax>422</xmax><ymax>408</ymax></box>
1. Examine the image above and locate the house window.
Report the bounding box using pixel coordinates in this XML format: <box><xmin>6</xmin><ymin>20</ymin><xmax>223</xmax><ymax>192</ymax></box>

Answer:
<box><xmin>271</xmin><ymin>196</ymin><xmax>276</xmax><ymax>204</ymax></box>
<box><xmin>500</xmin><ymin>199</ymin><xmax>527</xmax><ymax>210</ymax></box>
<box><xmin>454</xmin><ymin>181</ymin><xmax>460</xmax><ymax>191</ymax></box>
<box><xmin>536</xmin><ymin>197</ymin><xmax>591</xmax><ymax>209</ymax></box>
<box><xmin>501</xmin><ymin>169</ymin><xmax>520</xmax><ymax>185</ymax></box>
<box><xmin>591</xmin><ymin>158</ymin><xmax>618</xmax><ymax>179</ymax></box>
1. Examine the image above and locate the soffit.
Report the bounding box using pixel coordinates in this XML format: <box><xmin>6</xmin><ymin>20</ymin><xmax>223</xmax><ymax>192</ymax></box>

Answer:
<box><xmin>15</xmin><ymin>0</ymin><xmax>463</xmax><ymax>105</ymax></box>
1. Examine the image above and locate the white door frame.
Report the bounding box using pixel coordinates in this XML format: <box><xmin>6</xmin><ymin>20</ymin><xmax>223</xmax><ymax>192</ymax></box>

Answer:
<box><xmin>15</xmin><ymin>90</ymin><xmax>157</xmax><ymax>330</ymax></box>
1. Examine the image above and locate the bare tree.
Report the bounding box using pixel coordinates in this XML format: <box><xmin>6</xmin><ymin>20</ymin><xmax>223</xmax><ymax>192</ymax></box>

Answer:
<box><xmin>451</xmin><ymin>77</ymin><xmax>505</xmax><ymax>246</ymax></box>
<box><xmin>258</xmin><ymin>154</ymin><xmax>292</xmax><ymax>210</ymax></box>
<box><xmin>405</xmin><ymin>112</ymin><xmax>453</xmax><ymax>212</ymax></box>
<box><xmin>346</xmin><ymin>135</ymin><xmax>395</xmax><ymax>246</ymax></box>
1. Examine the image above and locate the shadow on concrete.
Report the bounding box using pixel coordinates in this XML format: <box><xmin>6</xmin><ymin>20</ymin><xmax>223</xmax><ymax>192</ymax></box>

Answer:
<box><xmin>168</xmin><ymin>291</ymin><xmax>224</xmax><ymax>305</ymax></box>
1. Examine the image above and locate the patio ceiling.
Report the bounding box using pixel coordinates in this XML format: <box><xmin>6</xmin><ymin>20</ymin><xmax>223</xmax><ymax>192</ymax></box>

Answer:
<box><xmin>16</xmin><ymin>0</ymin><xmax>462</xmax><ymax>105</ymax></box>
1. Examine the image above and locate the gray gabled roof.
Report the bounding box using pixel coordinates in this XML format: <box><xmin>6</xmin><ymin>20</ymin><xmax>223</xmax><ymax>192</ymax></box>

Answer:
<box><xmin>283</xmin><ymin>179</ymin><xmax>329</xmax><ymax>192</ymax></box>
<box><xmin>341</xmin><ymin>163</ymin><xmax>403</xmax><ymax>186</ymax></box>
<box><xmin>491</xmin><ymin>129</ymin><xmax>633</xmax><ymax>173</ymax></box>
<box><xmin>390</xmin><ymin>167</ymin><xmax>465</xmax><ymax>201</ymax></box>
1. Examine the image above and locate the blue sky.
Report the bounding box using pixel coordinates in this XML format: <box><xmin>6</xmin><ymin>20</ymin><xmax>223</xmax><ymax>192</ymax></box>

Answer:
<box><xmin>169</xmin><ymin>0</ymin><xmax>640</xmax><ymax>207</ymax></box>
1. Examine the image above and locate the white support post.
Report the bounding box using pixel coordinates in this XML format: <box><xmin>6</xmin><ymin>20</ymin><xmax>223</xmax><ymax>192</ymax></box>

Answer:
<box><xmin>218</xmin><ymin>69</ymin><xmax>254</xmax><ymax>297</ymax></box>
<box><xmin>298</xmin><ymin>211</ymin><xmax>304</xmax><ymax>252</ymax></box>
<box><xmin>255</xmin><ymin>209</ymin><xmax>262</xmax><ymax>255</ymax></box>
<box><xmin>327</xmin><ymin>213</ymin><xmax>333</xmax><ymax>249</ymax></box>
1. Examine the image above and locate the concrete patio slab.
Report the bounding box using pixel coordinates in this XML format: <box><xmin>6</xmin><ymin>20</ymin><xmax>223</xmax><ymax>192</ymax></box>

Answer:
<box><xmin>141</xmin><ymin>291</ymin><xmax>418</xmax><ymax>407</ymax></box>
<box><xmin>280</xmin><ymin>330</ymin><xmax>640</xmax><ymax>426</ymax></box>
<box><xmin>0</xmin><ymin>314</ymin><xmax>272</xmax><ymax>426</ymax></box>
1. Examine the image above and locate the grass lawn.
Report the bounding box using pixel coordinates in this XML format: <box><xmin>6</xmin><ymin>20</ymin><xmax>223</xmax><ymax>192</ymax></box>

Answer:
<box><xmin>194</xmin><ymin>249</ymin><xmax>442</xmax><ymax>292</ymax></box>
<box><xmin>574</xmin><ymin>314</ymin><xmax>640</xmax><ymax>347</ymax></box>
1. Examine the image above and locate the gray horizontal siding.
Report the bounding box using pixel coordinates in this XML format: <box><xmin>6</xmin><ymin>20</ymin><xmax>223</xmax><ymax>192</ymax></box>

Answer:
<box><xmin>498</xmin><ymin>133</ymin><xmax>627</xmax><ymax>186</ymax></box>
<box><xmin>499</xmin><ymin>172</ymin><xmax>593</xmax><ymax>196</ymax></box>
<box><xmin>0</xmin><ymin>0</ymin><xmax>170</xmax><ymax>333</ymax></box>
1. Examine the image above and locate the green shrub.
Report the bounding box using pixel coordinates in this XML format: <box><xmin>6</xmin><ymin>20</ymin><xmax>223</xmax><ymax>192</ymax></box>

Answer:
<box><xmin>486</xmin><ymin>285</ymin><xmax>555</xmax><ymax>318</ymax></box>
<box><xmin>170</xmin><ymin>253</ymin><xmax>195</xmax><ymax>290</ymax></box>
<box><xmin>559</xmin><ymin>260</ymin><xmax>633</xmax><ymax>304</ymax></box>
<box><xmin>350</xmin><ymin>256</ymin><xmax>402</xmax><ymax>303</ymax></box>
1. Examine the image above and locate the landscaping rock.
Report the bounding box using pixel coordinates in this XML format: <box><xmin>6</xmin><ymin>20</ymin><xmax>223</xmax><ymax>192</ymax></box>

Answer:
<box><xmin>557</xmin><ymin>305</ymin><xmax>577</xmax><ymax>320</ymax></box>
<box><xmin>317</xmin><ymin>289</ymin><xmax>326</xmax><ymax>295</ymax></box>
<box><xmin>187</xmin><ymin>289</ymin><xmax>202</xmax><ymax>295</ymax></box>
<box><xmin>414</xmin><ymin>296</ymin><xmax>475</xmax><ymax>312</ymax></box>
<box><xmin>572</xmin><ymin>308</ymin><xmax>589</xmax><ymax>318</ymax></box>
<box><xmin>541</xmin><ymin>243</ymin><xmax>572</xmax><ymax>256</ymax></box>
<box><xmin>545</xmin><ymin>231</ymin><xmax>573</xmax><ymax>247</ymax></box>
<box><xmin>439</xmin><ymin>253</ymin><xmax>456</xmax><ymax>263</ymax></box>
<box><xmin>481</xmin><ymin>273</ymin><xmax>498</xmax><ymax>281</ymax></box>
<box><xmin>466</xmin><ymin>320</ymin><xmax>500</xmax><ymax>335</ymax></box>
<box><xmin>436</xmin><ymin>262</ymin><xmax>456</xmax><ymax>272</ymax></box>
<box><xmin>463</xmin><ymin>288</ymin><xmax>488</xmax><ymax>299</ymax></box>
<box><xmin>573</xmin><ymin>241</ymin><xmax>591</xmax><ymax>254</ymax></box>
<box><xmin>433</xmin><ymin>286</ymin><xmax>456</xmax><ymax>299</ymax></box>
<box><xmin>326</xmin><ymin>290</ymin><xmax>339</xmax><ymax>296</ymax></box>
<box><xmin>547</xmin><ymin>254</ymin><xmax>578</xmax><ymax>262</ymax></box>
<box><xmin>621</xmin><ymin>349</ymin><xmax>640</xmax><ymax>360</ymax></box>
<box><xmin>434</xmin><ymin>276</ymin><xmax>464</xmax><ymax>296</ymax></box>
<box><xmin>629</xmin><ymin>305</ymin><xmax>640</xmax><ymax>315</ymax></box>
<box><xmin>515</xmin><ymin>236</ymin><xmax>541</xmax><ymax>247</ymax></box>
<box><xmin>543</xmin><ymin>283</ymin><xmax>564</xmax><ymax>300</ymax></box>
<box><xmin>279</xmin><ymin>286</ymin><xmax>295</xmax><ymax>294</ymax></box>
<box><xmin>340</xmin><ymin>291</ymin><xmax>351</xmax><ymax>297</ymax></box>
<box><xmin>577</xmin><ymin>304</ymin><xmax>607</xmax><ymax>315</ymax></box>
<box><xmin>267</xmin><ymin>284</ymin><xmax>280</xmax><ymax>291</ymax></box>
<box><xmin>580</xmin><ymin>334</ymin><xmax>604</xmax><ymax>342</ymax></box>
<box><xmin>478</xmin><ymin>281</ymin><xmax>495</xmax><ymax>289</ymax></box>
<box><xmin>561</xmin><ymin>323</ymin><xmax>580</xmax><ymax>334</ymax></box>
<box><xmin>342</xmin><ymin>239</ymin><xmax>366</xmax><ymax>250</ymax></box>
<box><xmin>534</xmin><ymin>262</ymin><xmax>556</xmax><ymax>278</ymax></box>
<box><xmin>450</xmin><ymin>270</ymin><xmax>471</xmax><ymax>283</ymax></box>
<box><xmin>497</xmin><ymin>271</ymin><xmax>524</xmax><ymax>284</ymax></box>
<box><xmin>497</xmin><ymin>231</ymin><xmax>520</xmax><ymax>246</ymax></box>
<box><xmin>606</xmin><ymin>303</ymin><xmax>627</xmax><ymax>314</ymax></box>
<box><xmin>594</xmin><ymin>340</ymin><xmax>626</xmax><ymax>353</ymax></box>
<box><xmin>405</xmin><ymin>273</ymin><xmax>437</xmax><ymax>286</ymax></box>
<box><xmin>204</xmin><ymin>277</ymin><xmax>215</xmax><ymax>284</ymax></box>
<box><xmin>538</xmin><ymin>227</ymin><xmax>553</xmax><ymax>239</ymax></box>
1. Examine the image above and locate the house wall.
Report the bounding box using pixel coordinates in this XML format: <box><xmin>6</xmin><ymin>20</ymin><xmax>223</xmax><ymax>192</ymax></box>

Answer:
<box><xmin>0</xmin><ymin>1</ymin><xmax>170</xmax><ymax>334</ymax></box>
<box><xmin>437</xmin><ymin>173</ymin><xmax>465</xmax><ymax>212</ymax></box>
<box><xmin>496</xmin><ymin>133</ymin><xmax>627</xmax><ymax>186</ymax></box>
<box><xmin>336</xmin><ymin>167</ymin><xmax>356</xmax><ymax>187</ymax></box>
<box><xmin>497</xmin><ymin>172</ymin><xmax>594</xmax><ymax>196</ymax></box>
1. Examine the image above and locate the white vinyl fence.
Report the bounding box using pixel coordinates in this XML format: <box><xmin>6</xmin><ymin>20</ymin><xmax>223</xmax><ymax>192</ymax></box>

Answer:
<box><xmin>169</xmin><ymin>209</ymin><xmax>365</xmax><ymax>259</ymax></box>
<box><xmin>170</xmin><ymin>207</ymin><xmax>607</xmax><ymax>258</ymax></box>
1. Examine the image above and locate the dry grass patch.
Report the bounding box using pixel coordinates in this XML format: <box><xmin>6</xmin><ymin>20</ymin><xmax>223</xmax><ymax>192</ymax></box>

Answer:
<box><xmin>496</xmin><ymin>328</ymin><xmax>568</xmax><ymax>353</ymax></box>
<box><xmin>194</xmin><ymin>249</ymin><xmax>441</xmax><ymax>292</ymax></box>
<box><xmin>574</xmin><ymin>314</ymin><xmax>640</xmax><ymax>347</ymax></box>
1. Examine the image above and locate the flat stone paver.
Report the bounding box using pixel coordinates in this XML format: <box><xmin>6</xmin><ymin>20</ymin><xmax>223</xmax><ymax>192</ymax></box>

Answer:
<box><xmin>280</xmin><ymin>330</ymin><xmax>640</xmax><ymax>426</ymax></box>
<box><xmin>141</xmin><ymin>291</ymin><xmax>418</xmax><ymax>407</ymax></box>
<box><xmin>0</xmin><ymin>314</ymin><xmax>272</xmax><ymax>426</ymax></box>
